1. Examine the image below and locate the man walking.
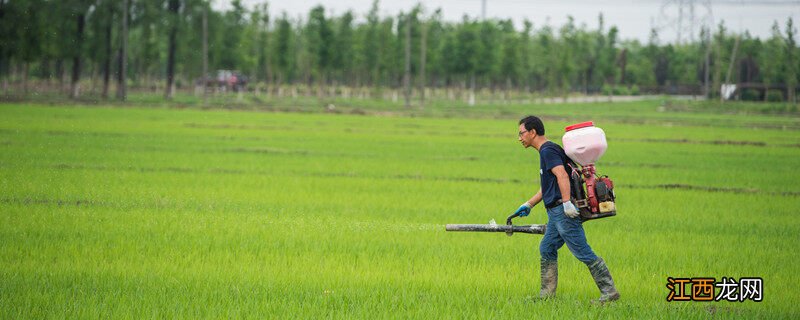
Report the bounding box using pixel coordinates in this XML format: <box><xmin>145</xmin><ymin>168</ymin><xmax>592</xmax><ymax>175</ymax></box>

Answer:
<box><xmin>512</xmin><ymin>115</ymin><xmax>620</xmax><ymax>304</ymax></box>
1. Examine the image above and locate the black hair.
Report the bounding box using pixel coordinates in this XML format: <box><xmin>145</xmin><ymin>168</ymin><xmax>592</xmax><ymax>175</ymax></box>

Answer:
<box><xmin>519</xmin><ymin>115</ymin><xmax>545</xmax><ymax>135</ymax></box>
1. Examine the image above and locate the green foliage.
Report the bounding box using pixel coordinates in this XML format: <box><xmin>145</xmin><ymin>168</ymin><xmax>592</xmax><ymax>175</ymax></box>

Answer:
<box><xmin>1</xmin><ymin>1</ymin><xmax>799</xmax><ymax>102</ymax></box>
<box><xmin>332</xmin><ymin>11</ymin><xmax>355</xmax><ymax>81</ymax></box>
<box><xmin>601</xmin><ymin>84</ymin><xmax>634</xmax><ymax>96</ymax></box>
<box><xmin>602</xmin><ymin>83</ymin><xmax>612</xmax><ymax>95</ymax></box>
<box><xmin>306</xmin><ymin>5</ymin><xmax>334</xmax><ymax>76</ymax></box>
<box><xmin>766</xmin><ymin>89</ymin><xmax>784</xmax><ymax>102</ymax></box>
<box><xmin>740</xmin><ymin>88</ymin><xmax>761</xmax><ymax>101</ymax></box>
<box><xmin>273</xmin><ymin>13</ymin><xmax>295</xmax><ymax>82</ymax></box>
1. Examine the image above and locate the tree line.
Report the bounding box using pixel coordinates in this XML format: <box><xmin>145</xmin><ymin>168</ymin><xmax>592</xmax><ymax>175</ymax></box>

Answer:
<box><xmin>0</xmin><ymin>0</ymin><xmax>798</xmax><ymax>103</ymax></box>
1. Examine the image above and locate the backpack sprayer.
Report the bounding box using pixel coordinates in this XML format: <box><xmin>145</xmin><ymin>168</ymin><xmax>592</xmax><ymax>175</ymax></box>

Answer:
<box><xmin>563</xmin><ymin>121</ymin><xmax>617</xmax><ymax>220</ymax></box>
<box><xmin>446</xmin><ymin>121</ymin><xmax>616</xmax><ymax>236</ymax></box>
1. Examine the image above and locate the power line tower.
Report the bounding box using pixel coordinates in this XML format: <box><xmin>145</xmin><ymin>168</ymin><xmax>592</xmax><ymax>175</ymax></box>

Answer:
<box><xmin>658</xmin><ymin>0</ymin><xmax>713</xmax><ymax>44</ymax></box>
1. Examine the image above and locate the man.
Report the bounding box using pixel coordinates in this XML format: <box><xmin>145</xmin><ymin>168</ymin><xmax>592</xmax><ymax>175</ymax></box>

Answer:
<box><xmin>512</xmin><ymin>115</ymin><xmax>620</xmax><ymax>304</ymax></box>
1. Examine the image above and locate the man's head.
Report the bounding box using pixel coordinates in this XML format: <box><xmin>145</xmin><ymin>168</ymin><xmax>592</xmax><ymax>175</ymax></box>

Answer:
<box><xmin>518</xmin><ymin>115</ymin><xmax>546</xmax><ymax>149</ymax></box>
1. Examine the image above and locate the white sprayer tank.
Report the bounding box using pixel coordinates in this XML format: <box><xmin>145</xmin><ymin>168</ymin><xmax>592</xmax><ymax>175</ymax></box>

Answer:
<box><xmin>562</xmin><ymin>121</ymin><xmax>607</xmax><ymax>166</ymax></box>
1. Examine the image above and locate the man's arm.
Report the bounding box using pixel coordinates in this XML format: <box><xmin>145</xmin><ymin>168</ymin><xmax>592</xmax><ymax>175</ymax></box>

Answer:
<box><xmin>509</xmin><ymin>189</ymin><xmax>542</xmax><ymax>223</ymax></box>
<box><xmin>551</xmin><ymin>165</ymin><xmax>572</xmax><ymax>203</ymax></box>
<box><xmin>552</xmin><ymin>164</ymin><xmax>580</xmax><ymax>218</ymax></box>
<box><xmin>526</xmin><ymin>189</ymin><xmax>543</xmax><ymax>207</ymax></box>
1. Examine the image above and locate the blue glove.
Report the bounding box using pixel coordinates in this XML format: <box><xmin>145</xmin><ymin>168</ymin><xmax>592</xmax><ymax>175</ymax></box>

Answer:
<box><xmin>514</xmin><ymin>203</ymin><xmax>532</xmax><ymax>217</ymax></box>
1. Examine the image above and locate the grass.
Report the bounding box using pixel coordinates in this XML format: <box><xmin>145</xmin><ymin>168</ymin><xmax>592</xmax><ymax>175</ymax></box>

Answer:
<box><xmin>1</xmin><ymin>98</ymin><xmax>799</xmax><ymax>318</ymax></box>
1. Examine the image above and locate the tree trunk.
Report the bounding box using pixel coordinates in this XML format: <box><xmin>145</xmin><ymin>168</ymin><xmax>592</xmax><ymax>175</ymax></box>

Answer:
<box><xmin>469</xmin><ymin>73</ymin><xmax>476</xmax><ymax>106</ymax></box>
<box><xmin>265</xmin><ymin>35</ymin><xmax>272</xmax><ymax>96</ymax></box>
<box><xmin>55</xmin><ymin>59</ymin><xmax>64</xmax><ymax>92</ymax></box>
<box><xmin>90</xmin><ymin>62</ymin><xmax>98</xmax><ymax>94</ymax></box>
<box><xmin>504</xmin><ymin>77</ymin><xmax>511</xmax><ymax>103</ymax></box>
<box><xmin>0</xmin><ymin>11</ymin><xmax>5</xmax><ymax>92</ymax></box>
<box><xmin>117</xmin><ymin>0</ymin><xmax>128</xmax><ymax>101</ymax></box>
<box><xmin>71</xmin><ymin>13</ymin><xmax>85</xmax><ymax>98</ymax></box>
<box><xmin>722</xmin><ymin>36</ymin><xmax>740</xmax><ymax>102</ymax></box>
<box><xmin>419</xmin><ymin>22</ymin><xmax>427</xmax><ymax>109</ymax></box>
<box><xmin>9</xmin><ymin>62</ymin><xmax>15</xmax><ymax>88</ymax></box>
<box><xmin>21</xmin><ymin>62</ymin><xmax>28</xmax><ymax>95</ymax></box>
<box><xmin>251</xmin><ymin>20</ymin><xmax>259</xmax><ymax>96</ymax></box>
<box><xmin>1</xmin><ymin>57</ymin><xmax>7</xmax><ymax>95</ymax></box>
<box><xmin>102</xmin><ymin>2</ymin><xmax>113</xmax><ymax>99</ymax></box>
<box><xmin>41</xmin><ymin>58</ymin><xmax>51</xmax><ymax>86</ymax></box>
<box><xmin>202</xmin><ymin>5</ymin><xmax>208</xmax><ymax>105</ymax></box>
<box><xmin>276</xmin><ymin>73</ymin><xmax>283</xmax><ymax>97</ymax></box>
<box><xmin>618</xmin><ymin>48</ymin><xmax>627</xmax><ymax>85</ymax></box>
<box><xmin>165</xmin><ymin>0</ymin><xmax>180</xmax><ymax>99</ymax></box>
<box><xmin>403</xmin><ymin>16</ymin><xmax>411</xmax><ymax>108</ymax></box>
<box><xmin>704</xmin><ymin>40</ymin><xmax>711</xmax><ymax>99</ymax></box>
<box><xmin>0</xmin><ymin>48</ymin><xmax>5</xmax><ymax>95</ymax></box>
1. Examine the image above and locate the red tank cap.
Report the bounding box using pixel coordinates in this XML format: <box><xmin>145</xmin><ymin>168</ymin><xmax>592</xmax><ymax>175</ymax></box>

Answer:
<box><xmin>565</xmin><ymin>121</ymin><xmax>594</xmax><ymax>132</ymax></box>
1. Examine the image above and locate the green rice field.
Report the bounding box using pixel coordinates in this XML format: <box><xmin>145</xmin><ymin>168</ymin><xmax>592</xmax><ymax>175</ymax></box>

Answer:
<box><xmin>1</xmin><ymin>99</ymin><xmax>799</xmax><ymax>318</ymax></box>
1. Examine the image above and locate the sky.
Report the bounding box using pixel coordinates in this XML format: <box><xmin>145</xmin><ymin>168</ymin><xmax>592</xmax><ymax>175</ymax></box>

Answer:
<box><xmin>214</xmin><ymin>0</ymin><xmax>799</xmax><ymax>43</ymax></box>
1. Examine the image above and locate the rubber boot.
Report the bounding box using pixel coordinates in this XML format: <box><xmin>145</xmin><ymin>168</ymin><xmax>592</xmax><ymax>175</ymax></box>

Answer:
<box><xmin>587</xmin><ymin>257</ymin><xmax>620</xmax><ymax>304</ymax></box>
<box><xmin>539</xmin><ymin>259</ymin><xmax>558</xmax><ymax>299</ymax></box>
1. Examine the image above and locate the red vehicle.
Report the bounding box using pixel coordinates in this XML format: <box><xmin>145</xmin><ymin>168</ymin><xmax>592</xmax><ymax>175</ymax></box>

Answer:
<box><xmin>197</xmin><ymin>70</ymin><xmax>248</xmax><ymax>92</ymax></box>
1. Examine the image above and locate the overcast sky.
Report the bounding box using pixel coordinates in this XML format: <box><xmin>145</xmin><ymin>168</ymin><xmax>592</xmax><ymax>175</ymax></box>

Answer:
<box><xmin>214</xmin><ymin>0</ymin><xmax>799</xmax><ymax>43</ymax></box>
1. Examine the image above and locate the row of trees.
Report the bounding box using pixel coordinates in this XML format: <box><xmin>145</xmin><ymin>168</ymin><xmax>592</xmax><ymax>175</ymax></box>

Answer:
<box><xmin>0</xmin><ymin>0</ymin><xmax>798</xmax><ymax>103</ymax></box>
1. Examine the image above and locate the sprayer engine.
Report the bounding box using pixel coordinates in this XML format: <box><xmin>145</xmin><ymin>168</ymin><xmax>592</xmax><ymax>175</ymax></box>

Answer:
<box><xmin>563</xmin><ymin>121</ymin><xmax>617</xmax><ymax>220</ymax></box>
<box><xmin>569</xmin><ymin>163</ymin><xmax>616</xmax><ymax>220</ymax></box>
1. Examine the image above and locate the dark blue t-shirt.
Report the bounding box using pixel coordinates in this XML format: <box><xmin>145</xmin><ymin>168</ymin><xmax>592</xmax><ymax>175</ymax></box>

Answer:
<box><xmin>539</xmin><ymin>141</ymin><xmax>572</xmax><ymax>207</ymax></box>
